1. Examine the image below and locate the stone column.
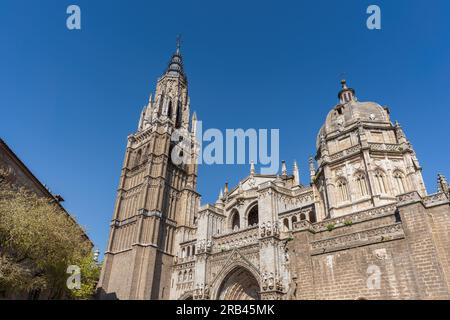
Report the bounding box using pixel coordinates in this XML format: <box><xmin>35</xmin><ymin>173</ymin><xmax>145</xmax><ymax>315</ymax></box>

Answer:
<box><xmin>258</xmin><ymin>184</ymin><xmax>284</xmax><ymax>300</ymax></box>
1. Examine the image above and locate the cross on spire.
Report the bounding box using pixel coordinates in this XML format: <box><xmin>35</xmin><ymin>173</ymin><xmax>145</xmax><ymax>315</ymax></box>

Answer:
<box><xmin>176</xmin><ymin>34</ymin><xmax>182</xmax><ymax>54</ymax></box>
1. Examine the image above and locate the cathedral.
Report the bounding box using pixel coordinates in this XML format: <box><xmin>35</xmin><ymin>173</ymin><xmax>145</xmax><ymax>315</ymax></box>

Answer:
<box><xmin>97</xmin><ymin>44</ymin><xmax>450</xmax><ymax>300</ymax></box>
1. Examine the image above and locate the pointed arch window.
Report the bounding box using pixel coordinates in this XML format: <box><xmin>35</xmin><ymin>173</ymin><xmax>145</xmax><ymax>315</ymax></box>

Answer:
<box><xmin>134</xmin><ymin>149</ymin><xmax>142</xmax><ymax>167</ymax></box>
<box><xmin>247</xmin><ymin>205</ymin><xmax>259</xmax><ymax>227</ymax></box>
<box><xmin>231</xmin><ymin>210</ymin><xmax>240</xmax><ymax>231</ymax></box>
<box><xmin>337</xmin><ymin>178</ymin><xmax>350</xmax><ymax>202</ymax></box>
<box><xmin>167</xmin><ymin>100</ymin><xmax>173</xmax><ymax>118</ymax></box>
<box><xmin>283</xmin><ymin>218</ymin><xmax>290</xmax><ymax>231</ymax></box>
<box><xmin>175</xmin><ymin>100</ymin><xmax>183</xmax><ymax>128</ymax></box>
<box><xmin>355</xmin><ymin>172</ymin><xmax>368</xmax><ymax>197</ymax></box>
<box><xmin>374</xmin><ymin>169</ymin><xmax>387</xmax><ymax>194</ymax></box>
<box><xmin>291</xmin><ymin>215</ymin><xmax>297</xmax><ymax>227</ymax></box>
<box><xmin>393</xmin><ymin>170</ymin><xmax>406</xmax><ymax>194</ymax></box>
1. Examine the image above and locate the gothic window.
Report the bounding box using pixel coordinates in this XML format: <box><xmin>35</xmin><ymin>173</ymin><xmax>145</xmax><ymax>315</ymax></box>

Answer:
<box><xmin>393</xmin><ymin>170</ymin><xmax>406</xmax><ymax>194</ymax></box>
<box><xmin>158</xmin><ymin>94</ymin><xmax>165</xmax><ymax>116</ymax></box>
<box><xmin>355</xmin><ymin>172</ymin><xmax>368</xmax><ymax>197</ymax></box>
<box><xmin>291</xmin><ymin>215</ymin><xmax>297</xmax><ymax>226</ymax></box>
<box><xmin>134</xmin><ymin>149</ymin><xmax>142</xmax><ymax>167</ymax></box>
<box><xmin>183</xmin><ymin>270</ymin><xmax>187</xmax><ymax>281</ymax></box>
<box><xmin>300</xmin><ymin>213</ymin><xmax>306</xmax><ymax>220</ymax></box>
<box><xmin>181</xmin><ymin>248</ymin><xmax>186</xmax><ymax>258</ymax></box>
<box><xmin>309</xmin><ymin>211</ymin><xmax>317</xmax><ymax>223</ymax></box>
<box><xmin>192</xmin><ymin>245</ymin><xmax>195</xmax><ymax>255</ymax></box>
<box><xmin>175</xmin><ymin>101</ymin><xmax>182</xmax><ymax>128</ymax></box>
<box><xmin>374</xmin><ymin>169</ymin><xmax>387</xmax><ymax>194</ymax></box>
<box><xmin>186</xmin><ymin>246</ymin><xmax>190</xmax><ymax>257</ymax></box>
<box><xmin>336</xmin><ymin>178</ymin><xmax>350</xmax><ymax>202</ymax></box>
<box><xmin>283</xmin><ymin>218</ymin><xmax>289</xmax><ymax>231</ymax></box>
<box><xmin>231</xmin><ymin>210</ymin><xmax>240</xmax><ymax>231</ymax></box>
<box><xmin>178</xmin><ymin>271</ymin><xmax>182</xmax><ymax>282</ymax></box>
<box><xmin>247</xmin><ymin>205</ymin><xmax>259</xmax><ymax>226</ymax></box>
<box><xmin>167</xmin><ymin>100</ymin><xmax>173</xmax><ymax>118</ymax></box>
<box><xmin>188</xmin><ymin>269</ymin><xmax>193</xmax><ymax>281</ymax></box>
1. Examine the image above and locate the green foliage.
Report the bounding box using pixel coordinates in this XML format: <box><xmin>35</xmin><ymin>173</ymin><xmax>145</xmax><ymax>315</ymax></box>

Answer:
<box><xmin>344</xmin><ymin>220</ymin><xmax>353</xmax><ymax>226</ymax></box>
<box><xmin>0</xmin><ymin>181</ymin><xmax>99</xmax><ymax>299</ymax></box>
<box><xmin>326</xmin><ymin>223</ymin><xmax>335</xmax><ymax>231</ymax></box>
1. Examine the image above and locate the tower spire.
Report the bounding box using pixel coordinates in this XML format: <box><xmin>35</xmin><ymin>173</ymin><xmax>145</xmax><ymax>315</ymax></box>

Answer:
<box><xmin>165</xmin><ymin>35</ymin><xmax>185</xmax><ymax>79</ymax></box>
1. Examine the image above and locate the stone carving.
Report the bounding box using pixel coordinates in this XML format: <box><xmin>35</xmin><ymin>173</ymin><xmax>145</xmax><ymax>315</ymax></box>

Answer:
<box><xmin>194</xmin><ymin>283</ymin><xmax>210</xmax><ymax>300</ymax></box>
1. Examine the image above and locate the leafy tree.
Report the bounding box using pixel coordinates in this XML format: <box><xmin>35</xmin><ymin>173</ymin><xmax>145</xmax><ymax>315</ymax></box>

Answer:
<box><xmin>0</xmin><ymin>180</ymin><xmax>99</xmax><ymax>299</ymax></box>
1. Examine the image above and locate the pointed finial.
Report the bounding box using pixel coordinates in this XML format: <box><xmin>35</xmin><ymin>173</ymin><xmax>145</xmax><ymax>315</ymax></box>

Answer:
<box><xmin>148</xmin><ymin>93</ymin><xmax>153</xmax><ymax>103</ymax></box>
<box><xmin>341</xmin><ymin>79</ymin><xmax>348</xmax><ymax>89</ymax></box>
<box><xmin>281</xmin><ymin>160</ymin><xmax>287</xmax><ymax>176</ymax></box>
<box><xmin>93</xmin><ymin>249</ymin><xmax>100</xmax><ymax>263</ymax></box>
<box><xmin>309</xmin><ymin>156</ymin><xmax>315</xmax><ymax>183</ymax></box>
<box><xmin>250</xmin><ymin>160</ymin><xmax>255</xmax><ymax>176</ymax></box>
<box><xmin>219</xmin><ymin>188</ymin><xmax>223</xmax><ymax>198</ymax></box>
<box><xmin>191</xmin><ymin>112</ymin><xmax>197</xmax><ymax>134</ymax></box>
<box><xmin>176</xmin><ymin>34</ymin><xmax>182</xmax><ymax>54</ymax></box>
<box><xmin>293</xmin><ymin>160</ymin><xmax>300</xmax><ymax>186</ymax></box>
<box><xmin>438</xmin><ymin>173</ymin><xmax>449</xmax><ymax>194</ymax></box>
<box><xmin>224</xmin><ymin>182</ymin><xmax>229</xmax><ymax>194</ymax></box>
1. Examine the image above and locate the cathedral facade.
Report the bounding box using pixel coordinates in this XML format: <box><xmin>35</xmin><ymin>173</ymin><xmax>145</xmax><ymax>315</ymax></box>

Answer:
<box><xmin>97</xmin><ymin>45</ymin><xmax>450</xmax><ymax>300</ymax></box>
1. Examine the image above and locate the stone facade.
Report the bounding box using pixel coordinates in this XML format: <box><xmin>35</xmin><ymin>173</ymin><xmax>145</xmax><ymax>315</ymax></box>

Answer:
<box><xmin>97</xmin><ymin>47</ymin><xmax>450</xmax><ymax>300</ymax></box>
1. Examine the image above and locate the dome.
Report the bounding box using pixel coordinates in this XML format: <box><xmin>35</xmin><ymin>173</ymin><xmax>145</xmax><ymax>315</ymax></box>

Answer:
<box><xmin>315</xmin><ymin>82</ymin><xmax>390</xmax><ymax>150</ymax></box>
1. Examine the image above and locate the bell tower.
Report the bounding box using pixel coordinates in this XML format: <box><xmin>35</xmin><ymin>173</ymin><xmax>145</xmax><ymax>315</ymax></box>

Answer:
<box><xmin>98</xmin><ymin>40</ymin><xmax>199</xmax><ymax>300</ymax></box>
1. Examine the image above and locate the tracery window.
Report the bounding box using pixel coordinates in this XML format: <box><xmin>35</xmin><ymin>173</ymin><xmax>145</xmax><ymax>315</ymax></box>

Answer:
<box><xmin>337</xmin><ymin>178</ymin><xmax>350</xmax><ymax>202</ymax></box>
<box><xmin>355</xmin><ymin>172</ymin><xmax>369</xmax><ymax>197</ymax></box>
<box><xmin>374</xmin><ymin>169</ymin><xmax>387</xmax><ymax>194</ymax></box>
<box><xmin>393</xmin><ymin>170</ymin><xmax>406</xmax><ymax>194</ymax></box>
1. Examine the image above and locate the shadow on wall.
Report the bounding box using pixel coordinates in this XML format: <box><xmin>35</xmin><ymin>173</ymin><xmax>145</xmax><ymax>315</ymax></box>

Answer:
<box><xmin>96</xmin><ymin>288</ymin><xmax>118</xmax><ymax>300</ymax></box>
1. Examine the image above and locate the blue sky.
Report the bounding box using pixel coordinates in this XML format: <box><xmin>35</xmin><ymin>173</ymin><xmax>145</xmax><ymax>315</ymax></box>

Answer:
<box><xmin>1</xmin><ymin>0</ymin><xmax>449</xmax><ymax>254</ymax></box>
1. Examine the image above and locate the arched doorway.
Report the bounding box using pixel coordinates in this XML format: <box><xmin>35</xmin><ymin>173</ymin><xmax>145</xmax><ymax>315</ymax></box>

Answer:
<box><xmin>217</xmin><ymin>267</ymin><xmax>260</xmax><ymax>300</ymax></box>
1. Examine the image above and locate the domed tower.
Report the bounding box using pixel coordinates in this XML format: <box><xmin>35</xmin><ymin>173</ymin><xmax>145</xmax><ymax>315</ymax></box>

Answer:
<box><xmin>313</xmin><ymin>80</ymin><xmax>426</xmax><ymax>218</ymax></box>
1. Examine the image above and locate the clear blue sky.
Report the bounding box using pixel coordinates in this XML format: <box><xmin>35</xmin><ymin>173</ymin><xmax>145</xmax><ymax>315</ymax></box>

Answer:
<box><xmin>1</xmin><ymin>0</ymin><xmax>449</xmax><ymax>254</ymax></box>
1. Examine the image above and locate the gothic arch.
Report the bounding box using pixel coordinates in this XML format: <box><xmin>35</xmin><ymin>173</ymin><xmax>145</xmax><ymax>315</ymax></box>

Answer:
<box><xmin>393</xmin><ymin>169</ymin><xmax>407</xmax><ymax>194</ymax></box>
<box><xmin>336</xmin><ymin>177</ymin><xmax>350</xmax><ymax>202</ymax></box>
<box><xmin>373</xmin><ymin>168</ymin><xmax>387</xmax><ymax>194</ymax></box>
<box><xmin>229</xmin><ymin>209</ymin><xmax>240</xmax><ymax>231</ymax></box>
<box><xmin>211</xmin><ymin>262</ymin><xmax>261</xmax><ymax>300</ymax></box>
<box><xmin>246</xmin><ymin>202</ymin><xmax>259</xmax><ymax>227</ymax></box>
<box><xmin>354</xmin><ymin>171</ymin><xmax>369</xmax><ymax>197</ymax></box>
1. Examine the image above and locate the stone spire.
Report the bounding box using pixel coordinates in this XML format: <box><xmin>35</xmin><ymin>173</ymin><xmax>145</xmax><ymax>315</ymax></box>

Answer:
<box><xmin>191</xmin><ymin>111</ymin><xmax>197</xmax><ymax>134</ymax></box>
<box><xmin>309</xmin><ymin>156</ymin><xmax>315</xmax><ymax>183</ymax></box>
<box><xmin>224</xmin><ymin>182</ymin><xmax>229</xmax><ymax>195</ymax></box>
<box><xmin>216</xmin><ymin>188</ymin><xmax>223</xmax><ymax>204</ymax></box>
<box><xmin>165</xmin><ymin>35</ymin><xmax>186</xmax><ymax>80</ymax></box>
<box><xmin>395</xmin><ymin>121</ymin><xmax>407</xmax><ymax>144</ymax></box>
<box><xmin>293</xmin><ymin>160</ymin><xmax>300</xmax><ymax>185</ymax></box>
<box><xmin>281</xmin><ymin>160</ymin><xmax>287</xmax><ymax>177</ymax></box>
<box><xmin>338</xmin><ymin>79</ymin><xmax>356</xmax><ymax>104</ymax></box>
<box><xmin>438</xmin><ymin>173</ymin><xmax>449</xmax><ymax>194</ymax></box>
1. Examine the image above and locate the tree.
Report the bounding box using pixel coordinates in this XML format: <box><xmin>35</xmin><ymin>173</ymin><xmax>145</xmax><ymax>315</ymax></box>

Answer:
<box><xmin>0</xmin><ymin>180</ymin><xmax>99</xmax><ymax>299</ymax></box>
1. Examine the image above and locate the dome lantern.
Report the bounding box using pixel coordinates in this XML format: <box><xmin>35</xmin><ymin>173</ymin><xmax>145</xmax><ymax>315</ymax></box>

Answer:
<box><xmin>338</xmin><ymin>79</ymin><xmax>356</xmax><ymax>104</ymax></box>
